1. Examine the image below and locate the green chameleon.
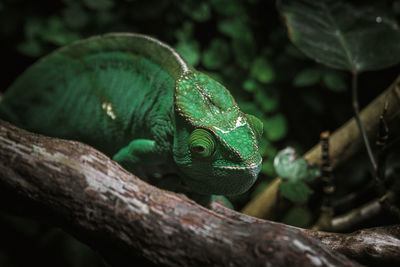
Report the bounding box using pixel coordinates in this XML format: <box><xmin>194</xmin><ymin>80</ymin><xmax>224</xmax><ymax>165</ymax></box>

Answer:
<box><xmin>0</xmin><ymin>33</ymin><xmax>263</xmax><ymax>206</ymax></box>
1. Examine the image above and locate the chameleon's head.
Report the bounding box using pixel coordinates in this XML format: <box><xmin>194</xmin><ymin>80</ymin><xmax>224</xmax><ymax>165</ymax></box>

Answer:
<box><xmin>173</xmin><ymin>71</ymin><xmax>263</xmax><ymax>196</ymax></box>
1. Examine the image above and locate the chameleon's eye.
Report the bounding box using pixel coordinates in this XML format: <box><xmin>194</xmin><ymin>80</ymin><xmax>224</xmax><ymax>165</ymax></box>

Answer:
<box><xmin>188</xmin><ymin>129</ymin><xmax>216</xmax><ymax>159</ymax></box>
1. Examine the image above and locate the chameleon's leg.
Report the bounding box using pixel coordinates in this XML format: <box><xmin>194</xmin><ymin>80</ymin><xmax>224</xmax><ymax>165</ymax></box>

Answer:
<box><xmin>210</xmin><ymin>195</ymin><xmax>234</xmax><ymax>209</ymax></box>
<box><xmin>112</xmin><ymin>139</ymin><xmax>158</xmax><ymax>175</ymax></box>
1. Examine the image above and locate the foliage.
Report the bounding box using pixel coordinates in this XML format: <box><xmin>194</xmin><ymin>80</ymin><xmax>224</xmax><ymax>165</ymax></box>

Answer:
<box><xmin>274</xmin><ymin>147</ymin><xmax>319</xmax><ymax>203</ymax></box>
<box><xmin>282</xmin><ymin>206</ymin><xmax>312</xmax><ymax>227</ymax></box>
<box><xmin>277</xmin><ymin>0</ymin><xmax>400</xmax><ymax>229</ymax></box>
<box><xmin>278</xmin><ymin>0</ymin><xmax>400</xmax><ymax>72</ymax></box>
<box><xmin>274</xmin><ymin>147</ymin><xmax>320</xmax><ymax>182</ymax></box>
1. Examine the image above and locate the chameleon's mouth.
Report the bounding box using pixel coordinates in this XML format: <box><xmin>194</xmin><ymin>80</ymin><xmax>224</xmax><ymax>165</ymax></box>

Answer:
<box><xmin>214</xmin><ymin>156</ymin><xmax>262</xmax><ymax>170</ymax></box>
<box><xmin>178</xmin><ymin>153</ymin><xmax>262</xmax><ymax>196</ymax></box>
<box><xmin>184</xmin><ymin>160</ymin><xmax>261</xmax><ymax>195</ymax></box>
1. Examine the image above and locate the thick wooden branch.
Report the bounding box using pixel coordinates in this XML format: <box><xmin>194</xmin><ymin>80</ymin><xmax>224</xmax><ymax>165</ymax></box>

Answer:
<box><xmin>210</xmin><ymin>202</ymin><xmax>400</xmax><ymax>265</ymax></box>
<box><xmin>0</xmin><ymin>120</ymin><xmax>360</xmax><ymax>266</ymax></box>
<box><xmin>242</xmin><ymin>76</ymin><xmax>400</xmax><ymax>218</ymax></box>
<box><xmin>304</xmin><ymin>225</ymin><xmax>400</xmax><ymax>266</ymax></box>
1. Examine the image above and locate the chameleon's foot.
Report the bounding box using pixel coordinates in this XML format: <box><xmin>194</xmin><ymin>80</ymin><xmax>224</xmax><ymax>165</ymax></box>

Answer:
<box><xmin>210</xmin><ymin>195</ymin><xmax>234</xmax><ymax>209</ymax></box>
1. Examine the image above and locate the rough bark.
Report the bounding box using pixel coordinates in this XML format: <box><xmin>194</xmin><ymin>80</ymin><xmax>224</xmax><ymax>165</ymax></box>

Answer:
<box><xmin>242</xmin><ymin>76</ymin><xmax>400</xmax><ymax>218</ymax></box>
<box><xmin>0</xmin><ymin>120</ymin><xmax>361</xmax><ymax>267</ymax></box>
<box><xmin>304</xmin><ymin>225</ymin><xmax>400</xmax><ymax>266</ymax></box>
<box><xmin>211</xmin><ymin>202</ymin><xmax>400</xmax><ymax>266</ymax></box>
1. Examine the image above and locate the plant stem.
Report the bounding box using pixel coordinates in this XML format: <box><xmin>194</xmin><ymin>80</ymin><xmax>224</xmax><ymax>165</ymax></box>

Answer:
<box><xmin>351</xmin><ymin>71</ymin><xmax>377</xmax><ymax>174</ymax></box>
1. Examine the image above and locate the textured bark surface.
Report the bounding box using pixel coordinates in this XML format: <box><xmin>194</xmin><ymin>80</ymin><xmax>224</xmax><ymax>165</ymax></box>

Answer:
<box><xmin>211</xmin><ymin>201</ymin><xmax>400</xmax><ymax>265</ymax></box>
<box><xmin>304</xmin><ymin>225</ymin><xmax>400</xmax><ymax>266</ymax></box>
<box><xmin>0</xmin><ymin>120</ymin><xmax>362</xmax><ymax>267</ymax></box>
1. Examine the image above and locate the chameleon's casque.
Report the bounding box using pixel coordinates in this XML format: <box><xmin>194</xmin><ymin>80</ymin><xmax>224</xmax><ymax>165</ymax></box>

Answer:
<box><xmin>0</xmin><ymin>33</ymin><xmax>263</xmax><ymax>201</ymax></box>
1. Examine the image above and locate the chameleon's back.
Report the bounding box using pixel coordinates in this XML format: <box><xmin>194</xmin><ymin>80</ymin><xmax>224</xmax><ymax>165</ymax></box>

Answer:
<box><xmin>0</xmin><ymin>34</ymin><xmax>181</xmax><ymax>156</ymax></box>
<box><xmin>1</xmin><ymin>33</ymin><xmax>264</xmax><ymax>198</ymax></box>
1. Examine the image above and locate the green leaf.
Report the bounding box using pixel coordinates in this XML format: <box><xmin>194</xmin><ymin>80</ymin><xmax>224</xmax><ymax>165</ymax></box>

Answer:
<box><xmin>280</xmin><ymin>181</ymin><xmax>309</xmax><ymax>203</ymax></box>
<box><xmin>250</xmin><ymin>58</ymin><xmax>275</xmax><ymax>84</ymax></box>
<box><xmin>175</xmin><ymin>40</ymin><xmax>200</xmax><ymax>66</ymax></box>
<box><xmin>232</xmin><ymin>38</ymin><xmax>256</xmax><ymax>69</ymax></box>
<box><xmin>254</xmin><ymin>88</ymin><xmax>279</xmax><ymax>113</ymax></box>
<box><xmin>274</xmin><ymin>147</ymin><xmax>320</xmax><ymax>181</ymax></box>
<box><xmin>211</xmin><ymin>0</ymin><xmax>242</xmax><ymax>16</ymax></box>
<box><xmin>322</xmin><ymin>72</ymin><xmax>347</xmax><ymax>92</ymax></box>
<box><xmin>17</xmin><ymin>39</ymin><xmax>43</xmax><ymax>57</ymax></box>
<box><xmin>175</xmin><ymin>21</ymin><xmax>194</xmax><ymax>42</ymax></box>
<box><xmin>40</xmin><ymin>17</ymin><xmax>80</xmax><ymax>46</ymax></box>
<box><xmin>278</xmin><ymin>0</ymin><xmax>400</xmax><ymax>72</ymax></box>
<box><xmin>24</xmin><ymin>17</ymin><xmax>43</xmax><ymax>39</ymax></box>
<box><xmin>293</xmin><ymin>69</ymin><xmax>321</xmax><ymax>87</ymax></box>
<box><xmin>180</xmin><ymin>1</ymin><xmax>211</xmax><ymax>22</ymax></box>
<box><xmin>261</xmin><ymin>160</ymin><xmax>276</xmax><ymax>176</ymax></box>
<box><xmin>83</xmin><ymin>0</ymin><xmax>113</xmax><ymax>10</ymax></box>
<box><xmin>202</xmin><ymin>39</ymin><xmax>230</xmax><ymax>70</ymax></box>
<box><xmin>282</xmin><ymin>206</ymin><xmax>312</xmax><ymax>227</ymax></box>
<box><xmin>264</xmin><ymin>114</ymin><xmax>287</xmax><ymax>141</ymax></box>
<box><xmin>243</xmin><ymin>79</ymin><xmax>258</xmax><ymax>92</ymax></box>
<box><xmin>218</xmin><ymin>18</ymin><xmax>252</xmax><ymax>40</ymax></box>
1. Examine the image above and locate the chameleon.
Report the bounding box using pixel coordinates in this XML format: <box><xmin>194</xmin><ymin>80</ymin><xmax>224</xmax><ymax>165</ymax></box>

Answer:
<box><xmin>0</xmin><ymin>33</ymin><xmax>263</xmax><ymax>206</ymax></box>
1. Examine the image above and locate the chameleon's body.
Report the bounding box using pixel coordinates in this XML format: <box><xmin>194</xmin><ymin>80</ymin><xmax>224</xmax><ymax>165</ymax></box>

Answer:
<box><xmin>0</xmin><ymin>33</ymin><xmax>262</xmax><ymax>203</ymax></box>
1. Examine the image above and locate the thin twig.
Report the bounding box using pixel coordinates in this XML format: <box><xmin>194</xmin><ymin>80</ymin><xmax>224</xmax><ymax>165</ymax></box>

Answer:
<box><xmin>352</xmin><ymin>71</ymin><xmax>377</xmax><ymax>173</ymax></box>
<box><xmin>313</xmin><ymin>193</ymin><xmax>385</xmax><ymax>232</ymax></box>
<box><xmin>376</xmin><ymin>100</ymin><xmax>389</xmax><ymax>151</ymax></box>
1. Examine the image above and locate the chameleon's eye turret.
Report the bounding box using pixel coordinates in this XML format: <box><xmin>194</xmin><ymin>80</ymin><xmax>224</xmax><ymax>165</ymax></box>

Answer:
<box><xmin>188</xmin><ymin>129</ymin><xmax>215</xmax><ymax>159</ymax></box>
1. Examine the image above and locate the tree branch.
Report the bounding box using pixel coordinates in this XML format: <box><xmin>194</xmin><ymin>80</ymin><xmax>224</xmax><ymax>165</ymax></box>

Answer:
<box><xmin>212</xmin><ymin>199</ymin><xmax>400</xmax><ymax>265</ymax></box>
<box><xmin>242</xmin><ymin>75</ymin><xmax>400</xmax><ymax>218</ymax></box>
<box><xmin>304</xmin><ymin>225</ymin><xmax>400</xmax><ymax>266</ymax></box>
<box><xmin>0</xmin><ymin>120</ymin><xmax>360</xmax><ymax>267</ymax></box>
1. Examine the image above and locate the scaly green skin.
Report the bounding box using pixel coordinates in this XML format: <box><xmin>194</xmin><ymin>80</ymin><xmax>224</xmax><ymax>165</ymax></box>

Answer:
<box><xmin>0</xmin><ymin>33</ymin><xmax>263</xmax><ymax>205</ymax></box>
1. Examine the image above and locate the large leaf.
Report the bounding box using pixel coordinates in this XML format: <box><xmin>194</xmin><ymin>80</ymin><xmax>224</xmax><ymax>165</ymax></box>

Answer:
<box><xmin>293</xmin><ymin>69</ymin><xmax>321</xmax><ymax>87</ymax></box>
<box><xmin>278</xmin><ymin>0</ymin><xmax>400</xmax><ymax>72</ymax></box>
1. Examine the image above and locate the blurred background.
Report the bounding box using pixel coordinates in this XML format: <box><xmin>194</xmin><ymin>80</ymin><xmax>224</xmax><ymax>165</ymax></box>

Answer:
<box><xmin>0</xmin><ymin>0</ymin><xmax>399</xmax><ymax>266</ymax></box>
